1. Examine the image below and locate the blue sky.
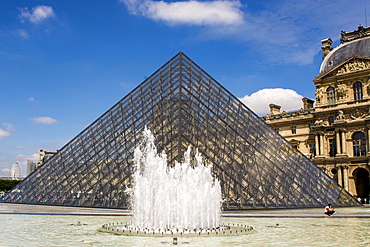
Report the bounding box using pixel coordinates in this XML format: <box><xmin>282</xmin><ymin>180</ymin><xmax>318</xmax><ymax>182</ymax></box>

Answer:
<box><xmin>0</xmin><ymin>0</ymin><xmax>367</xmax><ymax>176</ymax></box>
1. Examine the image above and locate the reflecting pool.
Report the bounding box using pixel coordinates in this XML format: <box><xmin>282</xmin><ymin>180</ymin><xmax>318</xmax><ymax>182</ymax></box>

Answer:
<box><xmin>1</xmin><ymin>204</ymin><xmax>370</xmax><ymax>246</ymax></box>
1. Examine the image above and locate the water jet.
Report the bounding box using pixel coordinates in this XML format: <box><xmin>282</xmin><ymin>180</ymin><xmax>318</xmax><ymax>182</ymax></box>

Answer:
<box><xmin>99</xmin><ymin>127</ymin><xmax>254</xmax><ymax>237</ymax></box>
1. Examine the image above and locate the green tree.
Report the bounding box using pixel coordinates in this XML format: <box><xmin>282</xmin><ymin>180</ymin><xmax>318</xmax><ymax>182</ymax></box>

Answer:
<box><xmin>0</xmin><ymin>179</ymin><xmax>22</xmax><ymax>192</ymax></box>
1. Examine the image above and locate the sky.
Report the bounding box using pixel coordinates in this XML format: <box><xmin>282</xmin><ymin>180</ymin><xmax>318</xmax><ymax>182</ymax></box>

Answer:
<box><xmin>0</xmin><ymin>0</ymin><xmax>368</xmax><ymax>177</ymax></box>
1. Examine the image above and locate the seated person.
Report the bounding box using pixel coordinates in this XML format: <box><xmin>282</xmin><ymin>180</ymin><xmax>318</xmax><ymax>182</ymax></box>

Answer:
<box><xmin>324</xmin><ymin>203</ymin><xmax>335</xmax><ymax>216</ymax></box>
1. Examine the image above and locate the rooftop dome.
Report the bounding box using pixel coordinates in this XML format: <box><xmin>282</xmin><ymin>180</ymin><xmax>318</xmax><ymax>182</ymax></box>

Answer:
<box><xmin>320</xmin><ymin>26</ymin><xmax>370</xmax><ymax>74</ymax></box>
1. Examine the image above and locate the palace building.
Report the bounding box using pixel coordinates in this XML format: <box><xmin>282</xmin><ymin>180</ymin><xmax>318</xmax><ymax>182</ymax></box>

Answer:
<box><xmin>262</xmin><ymin>26</ymin><xmax>370</xmax><ymax>202</ymax></box>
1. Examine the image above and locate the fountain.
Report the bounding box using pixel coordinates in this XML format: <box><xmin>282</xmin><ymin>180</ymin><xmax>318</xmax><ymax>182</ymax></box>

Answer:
<box><xmin>100</xmin><ymin>127</ymin><xmax>253</xmax><ymax>237</ymax></box>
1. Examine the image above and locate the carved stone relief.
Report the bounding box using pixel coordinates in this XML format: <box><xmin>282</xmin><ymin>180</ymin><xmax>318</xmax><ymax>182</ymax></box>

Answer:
<box><xmin>319</xmin><ymin>166</ymin><xmax>327</xmax><ymax>173</ymax></box>
<box><xmin>314</xmin><ymin>119</ymin><xmax>323</xmax><ymax>126</ymax></box>
<box><xmin>366</xmin><ymin>82</ymin><xmax>370</xmax><ymax>95</ymax></box>
<box><xmin>350</xmin><ymin>108</ymin><xmax>368</xmax><ymax>119</ymax></box>
<box><xmin>336</xmin><ymin>84</ymin><xmax>348</xmax><ymax>102</ymax></box>
<box><xmin>326</xmin><ymin>130</ymin><xmax>335</xmax><ymax>136</ymax></box>
<box><xmin>315</xmin><ymin>87</ymin><xmax>324</xmax><ymax>105</ymax></box>
<box><xmin>336</xmin><ymin>58</ymin><xmax>370</xmax><ymax>75</ymax></box>
<box><xmin>336</xmin><ymin>109</ymin><xmax>345</xmax><ymax>120</ymax></box>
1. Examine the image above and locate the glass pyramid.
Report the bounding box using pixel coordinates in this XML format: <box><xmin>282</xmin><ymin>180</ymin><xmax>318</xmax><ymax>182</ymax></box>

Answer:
<box><xmin>2</xmin><ymin>52</ymin><xmax>358</xmax><ymax>209</ymax></box>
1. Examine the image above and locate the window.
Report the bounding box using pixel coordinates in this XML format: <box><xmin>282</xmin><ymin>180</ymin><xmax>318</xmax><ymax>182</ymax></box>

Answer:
<box><xmin>329</xmin><ymin>139</ymin><xmax>337</xmax><ymax>157</ymax></box>
<box><xmin>353</xmin><ymin>81</ymin><xmax>363</xmax><ymax>101</ymax></box>
<box><xmin>328</xmin><ymin>116</ymin><xmax>335</xmax><ymax>125</ymax></box>
<box><xmin>291</xmin><ymin>126</ymin><xmax>297</xmax><ymax>134</ymax></box>
<box><xmin>353</xmin><ymin>131</ymin><xmax>366</xmax><ymax>157</ymax></box>
<box><xmin>327</xmin><ymin>87</ymin><xmax>336</xmax><ymax>105</ymax></box>
<box><xmin>309</xmin><ymin>143</ymin><xmax>316</xmax><ymax>156</ymax></box>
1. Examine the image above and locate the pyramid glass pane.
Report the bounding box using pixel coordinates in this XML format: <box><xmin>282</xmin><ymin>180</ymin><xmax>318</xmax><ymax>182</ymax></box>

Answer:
<box><xmin>2</xmin><ymin>52</ymin><xmax>358</xmax><ymax>209</ymax></box>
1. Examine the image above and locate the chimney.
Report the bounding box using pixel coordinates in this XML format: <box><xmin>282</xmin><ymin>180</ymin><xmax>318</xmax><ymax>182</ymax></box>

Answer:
<box><xmin>302</xmin><ymin>98</ymin><xmax>314</xmax><ymax>110</ymax></box>
<box><xmin>269</xmin><ymin>103</ymin><xmax>281</xmax><ymax>115</ymax></box>
<box><xmin>321</xmin><ymin>38</ymin><xmax>333</xmax><ymax>60</ymax></box>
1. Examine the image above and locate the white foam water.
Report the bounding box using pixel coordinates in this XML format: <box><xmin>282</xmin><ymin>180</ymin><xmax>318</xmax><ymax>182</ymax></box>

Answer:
<box><xmin>130</xmin><ymin>127</ymin><xmax>221</xmax><ymax>231</ymax></box>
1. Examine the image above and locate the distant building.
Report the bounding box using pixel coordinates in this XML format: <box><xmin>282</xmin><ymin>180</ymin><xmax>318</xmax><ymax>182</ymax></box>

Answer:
<box><xmin>262</xmin><ymin>26</ymin><xmax>370</xmax><ymax>201</ymax></box>
<box><xmin>27</xmin><ymin>159</ymin><xmax>37</xmax><ymax>176</ymax></box>
<box><xmin>37</xmin><ymin>149</ymin><xmax>57</xmax><ymax>168</ymax></box>
<box><xmin>25</xmin><ymin>150</ymin><xmax>57</xmax><ymax>177</ymax></box>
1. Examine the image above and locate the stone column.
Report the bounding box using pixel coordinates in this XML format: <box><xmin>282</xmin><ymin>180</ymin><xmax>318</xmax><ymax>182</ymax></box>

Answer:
<box><xmin>341</xmin><ymin>131</ymin><xmax>347</xmax><ymax>154</ymax></box>
<box><xmin>343</xmin><ymin>165</ymin><xmax>349</xmax><ymax>191</ymax></box>
<box><xmin>336</xmin><ymin>131</ymin><xmax>341</xmax><ymax>154</ymax></box>
<box><xmin>320</xmin><ymin>133</ymin><xmax>325</xmax><ymax>156</ymax></box>
<box><xmin>337</xmin><ymin>166</ymin><xmax>343</xmax><ymax>187</ymax></box>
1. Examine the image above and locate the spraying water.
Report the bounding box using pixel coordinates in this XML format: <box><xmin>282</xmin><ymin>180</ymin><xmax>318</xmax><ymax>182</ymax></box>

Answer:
<box><xmin>131</xmin><ymin>127</ymin><xmax>221</xmax><ymax>231</ymax></box>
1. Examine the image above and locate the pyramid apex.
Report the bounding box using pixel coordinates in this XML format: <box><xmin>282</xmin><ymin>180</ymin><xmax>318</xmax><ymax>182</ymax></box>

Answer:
<box><xmin>172</xmin><ymin>51</ymin><xmax>187</xmax><ymax>60</ymax></box>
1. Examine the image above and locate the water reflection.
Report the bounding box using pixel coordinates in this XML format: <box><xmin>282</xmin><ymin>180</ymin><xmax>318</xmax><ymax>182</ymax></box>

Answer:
<box><xmin>1</xmin><ymin>206</ymin><xmax>370</xmax><ymax>246</ymax></box>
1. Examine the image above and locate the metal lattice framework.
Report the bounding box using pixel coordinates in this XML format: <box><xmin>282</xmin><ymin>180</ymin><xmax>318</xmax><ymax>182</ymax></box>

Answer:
<box><xmin>2</xmin><ymin>52</ymin><xmax>358</xmax><ymax>209</ymax></box>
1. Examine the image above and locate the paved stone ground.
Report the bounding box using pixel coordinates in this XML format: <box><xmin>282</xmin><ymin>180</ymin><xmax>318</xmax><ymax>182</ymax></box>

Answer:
<box><xmin>1</xmin><ymin>202</ymin><xmax>369</xmax><ymax>217</ymax></box>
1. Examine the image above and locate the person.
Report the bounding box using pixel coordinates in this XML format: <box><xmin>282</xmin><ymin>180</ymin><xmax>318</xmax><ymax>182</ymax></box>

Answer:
<box><xmin>324</xmin><ymin>203</ymin><xmax>335</xmax><ymax>216</ymax></box>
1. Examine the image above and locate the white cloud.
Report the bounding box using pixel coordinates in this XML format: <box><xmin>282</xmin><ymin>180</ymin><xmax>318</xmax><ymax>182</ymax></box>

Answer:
<box><xmin>31</xmin><ymin>116</ymin><xmax>58</xmax><ymax>125</ymax></box>
<box><xmin>28</xmin><ymin>97</ymin><xmax>36</xmax><ymax>102</ymax></box>
<box><xmin>239</xmin><ymin>88</ymin><xmax>305</xmax><ymax>115</ymax></box>
<box><xmin>15</xmin><ymin>153</ymin><xmax>39</xmax><ymax>163</ymax></box>
<box><xmin>1</xmin><ymin>168</ymin><xmax>10</xmax><ymax>176</ymax></box>
<box><xmin>19</xmin><ymin>5</ymin><xmax>55</xmax><ymax>24</ymax></box>
<box><xmin>0</xmin><ymin>129</ymin><xmax>10</xmax><ymax>139</ymax></box>
<box><xmin>121</xmin><ymin>0</ymin><xmax>244</xmax><ymax>26</ymax></box>
<box><xmin>0</xmin><ymin>123</ymin><xmax>15</xmax><ymax>139</ymax></box>
<box><xmin>18</xmin><ymin>29</ymin><xmax>29</xmax><ymax>39</ymax></box>
<box><xmin>122</xmin><ymin>0</ymin><xmax>364</xmax><ymax>65</ymax></box>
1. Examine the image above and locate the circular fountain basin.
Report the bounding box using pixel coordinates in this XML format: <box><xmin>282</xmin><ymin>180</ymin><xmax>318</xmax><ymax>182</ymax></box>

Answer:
<box><xmin>98</xmin><ymin>222</ymin><xmax>254</xmax><ymax>237</ymax></box>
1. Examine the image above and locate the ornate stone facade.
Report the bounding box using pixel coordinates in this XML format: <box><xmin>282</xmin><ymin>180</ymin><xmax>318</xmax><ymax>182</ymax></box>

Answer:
<box><xmin>262</xmin><ymin>26</ymin><xmax>370</xmax><ymax>202</ymax></box>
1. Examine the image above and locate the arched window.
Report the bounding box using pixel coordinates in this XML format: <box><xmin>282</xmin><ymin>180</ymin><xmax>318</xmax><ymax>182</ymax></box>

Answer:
<box><xmin>329</xmin><ymin>139</ymin><xmax>337</xmax><ymax>157</ymax></box>
<box><xmin>353</xmin><ymin>168</ymin><xmax>369</xmax><ymax>199</ymax></box>
<box><xmin>353</xmin><ymin>81</ymin><xmax>363</xmax><ymax>101</ymax></box>
<box><xmin>327</xmin><ymin>87</ymin><xmax>336</xmax><ymax>105</ymax></box>
<box><xmin>353</xmin><ymin>131</ymin><xmax>366</xmax><ymax>157</ymax></box>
